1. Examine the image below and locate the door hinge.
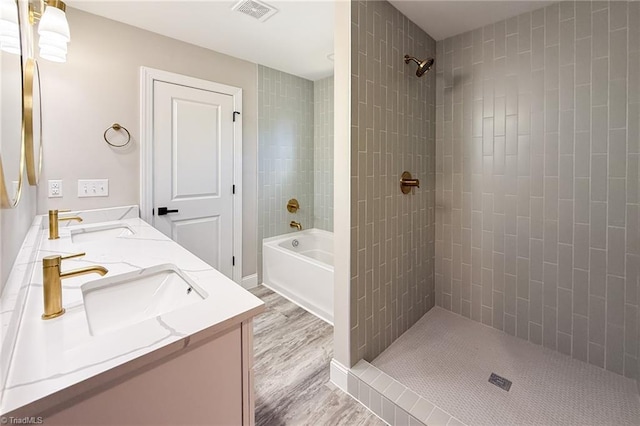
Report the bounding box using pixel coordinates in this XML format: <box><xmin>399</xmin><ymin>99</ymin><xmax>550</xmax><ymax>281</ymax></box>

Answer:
<box><xmin>232</xmin><ymin>184</ymin><xmax>236</xmax><ymax>194</ymax></box>
<box><xmin>232</xmin><ymin>256</ymin><xmax>235</xmax><ymax>266</ymax></box>
<box><xmin>233</xmin><ymin>111</ymin><xmax>241</xmax><ymax>122</ymax></box>
<box><xmin>152</xmin><ymin>208</ymin><xmax>154</xmax><ymax>216</ymax></box>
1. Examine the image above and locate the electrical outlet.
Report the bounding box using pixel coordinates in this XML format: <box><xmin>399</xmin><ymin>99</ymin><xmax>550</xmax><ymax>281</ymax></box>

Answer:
<box><xmin>48</xmin><ymin>180</ymin><xmax>63</xmax><ymax>198</ymax></box>
<box><xmin>77</xmin><ymin>179</ymin><xmax>109</xmax><ymax>197</ymax></box>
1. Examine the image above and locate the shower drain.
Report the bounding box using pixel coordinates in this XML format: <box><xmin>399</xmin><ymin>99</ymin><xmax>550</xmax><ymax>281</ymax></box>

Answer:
<box><xmin>488</xmin><ymin>373</ymin><xmax>512</xmax><ymax>391</ymax></box>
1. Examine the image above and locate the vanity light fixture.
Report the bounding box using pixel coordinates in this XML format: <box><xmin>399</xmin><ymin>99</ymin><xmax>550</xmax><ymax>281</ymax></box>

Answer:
<box><xmin>29</xmin><ymin>0</ymin><xmax>70</xmax><ymax>63</ymax></box>
<box><xmin>0</xmin><ymin>0</ymin><xmax>21</xmax><ymax>54</ymax></box>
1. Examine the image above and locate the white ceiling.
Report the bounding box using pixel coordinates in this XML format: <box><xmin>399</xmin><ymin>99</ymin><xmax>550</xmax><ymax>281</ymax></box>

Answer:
<box><xmin>389</xmin><ymin>1</ymin><xmax>554</xmax><ymax>41</ymax></box>
<box><xmin>67</xmin><ymin>1</ymin><xmax>555</xmax><ymax>81</ymax></box>
<box><xmin>67</xmin><ymin>0</ymin><xmax>336</xmax><ymax>81</ymax></box>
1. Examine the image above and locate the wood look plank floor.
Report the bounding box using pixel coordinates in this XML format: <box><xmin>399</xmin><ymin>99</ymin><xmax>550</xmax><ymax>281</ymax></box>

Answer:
<box><xmin>250</xmin><ymin>286</ymin><xmax>384</xmax><ymax>426</ymax></box>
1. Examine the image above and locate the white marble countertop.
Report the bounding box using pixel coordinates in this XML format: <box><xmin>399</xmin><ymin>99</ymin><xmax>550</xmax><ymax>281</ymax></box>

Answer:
<box><xmin>0</xmin><ymin>208</ymin><xmax>264</xmax><ymax>416</ymax></box>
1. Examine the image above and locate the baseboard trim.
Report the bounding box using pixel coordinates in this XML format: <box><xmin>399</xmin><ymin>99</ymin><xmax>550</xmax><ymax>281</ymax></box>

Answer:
<box><xmin>241</xmin><ymin>274</ymin><xmax>258</xmax><ymax>289</ymax></box>
<box><xmin>330</xmin><ymin>358</ymin><xmax>349</xmax><ymax>392</ymax></box>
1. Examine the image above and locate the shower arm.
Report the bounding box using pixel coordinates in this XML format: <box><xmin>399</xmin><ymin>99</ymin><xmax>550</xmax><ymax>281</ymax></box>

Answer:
<box><xmin>404</xmin><ymin>55</ymin><xmax>420</xmax><ymax>65</ymax></box>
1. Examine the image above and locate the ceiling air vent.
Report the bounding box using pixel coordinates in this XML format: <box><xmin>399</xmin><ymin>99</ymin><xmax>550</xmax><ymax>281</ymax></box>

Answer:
<box><xmin>232</xmin><ymin>0</ymin><xmax>279</xmax><ymax>22</ymax></box>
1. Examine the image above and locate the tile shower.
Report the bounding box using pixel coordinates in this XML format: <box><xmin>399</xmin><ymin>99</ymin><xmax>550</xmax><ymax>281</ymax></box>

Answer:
<box><xmin>434</xmin><ymin>0</ymin><xmax>639</xmax><ymax>378</ymax></box>
<box><xmin>347</xmin><ymin>0</ymin><xmax>640</xmax><ymax>424</ymax></box>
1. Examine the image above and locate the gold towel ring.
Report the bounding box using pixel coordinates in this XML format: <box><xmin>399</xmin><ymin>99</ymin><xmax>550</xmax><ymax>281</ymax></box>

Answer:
<box><xmin>103</xmin><ymin>123</ymin><xmax>131</xmax><ymax>148</ymax></box>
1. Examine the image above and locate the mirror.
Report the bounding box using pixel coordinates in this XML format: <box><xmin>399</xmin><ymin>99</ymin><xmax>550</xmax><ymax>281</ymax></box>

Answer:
<box><xmin>0</xmin><ymin>0</ymin><xmax>24</xmax><ymax>208</ymax></box>
<box><xmin>24</xmin><ymin>57</ymin><xmax>42</xmax><ymax>185</ymax></box>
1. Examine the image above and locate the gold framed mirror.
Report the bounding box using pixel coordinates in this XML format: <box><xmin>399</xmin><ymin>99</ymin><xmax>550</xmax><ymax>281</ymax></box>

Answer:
<box><xmin>0</xmin><ymin>0</ymin><xmax>25</xmax><ymax>209</ymax></box>
<box><xmin>24</xmin><ymin>57</ymin><xmax>42</xmax><ymax>185</ymax></box>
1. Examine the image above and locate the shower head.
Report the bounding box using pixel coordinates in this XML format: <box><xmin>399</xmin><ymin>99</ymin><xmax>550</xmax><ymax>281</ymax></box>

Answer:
<box><xmin>404</xmin><ymin>55</ymin><xmax>435</xmax><ymax>77</ymax></box>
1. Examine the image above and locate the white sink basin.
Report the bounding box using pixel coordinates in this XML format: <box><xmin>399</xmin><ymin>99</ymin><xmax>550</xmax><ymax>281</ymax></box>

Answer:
<box><xmin>70</xmin><ymin>221</ymin><xmax>135</xmax><ymax>243</ymax></box>
<box><xmin>82</xmin><ymin>264</ymin><xmax>208</xmax><ymax>336</ymax></box>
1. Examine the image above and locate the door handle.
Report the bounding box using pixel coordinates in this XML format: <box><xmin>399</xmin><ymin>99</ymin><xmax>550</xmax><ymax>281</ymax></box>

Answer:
<box><xmin>157</xmin><ymin>207</ymin><xmax>179</xmax><ymax>216</ymax></box>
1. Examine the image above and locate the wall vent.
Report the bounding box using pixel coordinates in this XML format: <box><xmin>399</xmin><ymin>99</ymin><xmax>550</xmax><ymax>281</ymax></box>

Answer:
<box><xmin>232</xmin><ymin>0</ymin><xmax>278</xmax><ymax>22</ymax></box>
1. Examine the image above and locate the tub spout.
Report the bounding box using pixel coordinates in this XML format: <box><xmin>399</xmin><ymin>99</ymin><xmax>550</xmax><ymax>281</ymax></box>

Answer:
<box><xmin>290</xmin><ymin>221</ymin><xmax>302</xmax><ymax>231</ymax></box>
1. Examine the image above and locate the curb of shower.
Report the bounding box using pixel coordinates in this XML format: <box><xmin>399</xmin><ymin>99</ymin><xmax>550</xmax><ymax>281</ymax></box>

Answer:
<box><xmin>347</xmin><ymin>360</ymin><xmax>466</xmax><ymax>426</ymax></box>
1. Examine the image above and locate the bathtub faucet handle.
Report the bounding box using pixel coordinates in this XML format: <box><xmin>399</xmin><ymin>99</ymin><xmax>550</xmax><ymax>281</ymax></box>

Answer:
<box><xmin>287</xmin><ymin>198</ymin><xmax>300</xmax><ymax>213</ymax></box>
<box><xmin>290</xmin><ymin>221</ymin><xmax>302</xmax><ymax>231</ymax></box>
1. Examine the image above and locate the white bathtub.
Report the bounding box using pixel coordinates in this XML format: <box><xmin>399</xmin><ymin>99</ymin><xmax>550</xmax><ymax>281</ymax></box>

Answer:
<box><xmin>262</xmin><ymin>229</ymin><xmax>334</xmax><ymax>324</ymax></box>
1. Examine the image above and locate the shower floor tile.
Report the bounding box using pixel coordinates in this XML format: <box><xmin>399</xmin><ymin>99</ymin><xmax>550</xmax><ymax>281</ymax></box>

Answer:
<box><xmin>372</xmin><ymin>307</ymin><xmax>640</xmax><ymax>426</ymax></box>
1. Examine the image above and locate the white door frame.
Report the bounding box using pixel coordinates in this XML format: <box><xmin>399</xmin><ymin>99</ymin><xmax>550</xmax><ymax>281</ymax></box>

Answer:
<box><xmin>139</xmin><ymin>66</ymin><xmax>243</xmax><ymax>284</ymax></box>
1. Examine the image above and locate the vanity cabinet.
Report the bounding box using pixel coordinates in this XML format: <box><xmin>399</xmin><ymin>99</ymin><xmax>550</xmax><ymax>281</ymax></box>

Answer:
<box><xmin>0</xmin><ymin>211</ymin><xmax>264</xmax><ymax>424</ymax></box>
<box><xmin>43</xmin><ymin>321</ymin><xmax>255</xmax><ymax>426</ymax></box>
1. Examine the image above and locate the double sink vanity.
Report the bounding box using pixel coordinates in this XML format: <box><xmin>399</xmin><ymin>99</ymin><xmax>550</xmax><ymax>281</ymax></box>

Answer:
<box><xmin>0</xmin><ymin>206</ymin><xmax>264</xmax><ymax>424</ymax></box>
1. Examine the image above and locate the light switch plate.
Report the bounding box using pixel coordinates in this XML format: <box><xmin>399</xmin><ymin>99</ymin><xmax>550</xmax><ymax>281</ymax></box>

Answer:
<box><xmin>48</xmin><ymin>180</ymin><xmax>63</xmax><ymax>198</ymax></box>
<box><xmin>77</xmin><ymin>179</ymin><xmax>109</xmax><ymax>197</ymax></box>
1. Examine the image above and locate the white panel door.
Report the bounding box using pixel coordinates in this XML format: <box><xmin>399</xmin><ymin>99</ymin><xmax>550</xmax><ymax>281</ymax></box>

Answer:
<box><xmin>153</xmin><ymin>80</ymin><xmax>234</xmax><ymax>278</ymax></box>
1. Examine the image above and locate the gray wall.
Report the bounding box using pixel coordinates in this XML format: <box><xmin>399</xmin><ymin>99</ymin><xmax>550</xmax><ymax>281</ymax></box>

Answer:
<box><xmin>313</xmin><ymin>76</ymin><xmax>334</xmax><ymax>232</ymax></box>
<box><xmin>350</xmin><ymin>0</ymin><xmax>437</xmax><ymax>365</ymax></box>
<box><xmin>257</xmin><ymin>65</ymin><xmax>314</xmax><ymax>281</ymax></box>
<box><xmin>38</xmin><ymin>7</ymin><xmax>259</xmax><ymax>278</ymax></box>
<box><xmin>435</xmin><ymin>1</ymin><xmax>640</xmax><ymax>379</ymax></box>
<box><xmin>637</xmin><ymin>1</ymin><xmax>640</xmax><ymax>385</ymax></box>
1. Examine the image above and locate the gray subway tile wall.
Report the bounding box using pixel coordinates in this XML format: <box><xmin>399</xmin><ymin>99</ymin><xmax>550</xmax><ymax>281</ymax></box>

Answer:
<box><xmin>350</xmin><ymin>0</ymin><xmax>437</xmax><ymax>365</ymax></box>
<box><xmin>635</xmin><ymin>0</ymin><xmax>640</xmax><ymax>394</ymax></box>
<box><xmin>257</xmin><ymin>66</ymin><xmax>315</xmax><ymax>281</ymax></box>
<box><xmin>314</xmin><ymin>76</ymin><xmax>335</xmax><ymax>232</ymax></box>
<box><xmin>435</xmin><ymin>1</ymin><xmax>640</xmax><ymax>380</ymax></box>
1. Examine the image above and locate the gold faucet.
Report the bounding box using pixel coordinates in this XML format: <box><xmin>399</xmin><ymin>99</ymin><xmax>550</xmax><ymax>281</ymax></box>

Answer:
<box><xmin>42</xmin><ymin>252</ymin><xmax>108</xmax><ymax>320</ymax></box>
<box><xmin>290</xmin><ymin>221</ymin><xmax>302</xmax><ymax>231</ymax></box>
<box><xmin>49</xmin><ymin>209</ymin><xmax>83</xmax><ymax>240</ymax></box>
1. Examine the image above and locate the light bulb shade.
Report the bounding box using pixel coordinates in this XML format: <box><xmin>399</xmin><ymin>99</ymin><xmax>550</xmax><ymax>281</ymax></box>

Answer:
<box><xmin>38</xmin><ymin>29</ymin><xmax>67</xmax><ymax>62</ymax></box>
<box><xmin>0</xmin><ymin>0</ymin><xmax>19</xmax><ymax>26</ymax></box>
<box><xmin>39</xmin><ymin>45</ymin><xmax>66</xmax><ymax>62</ymax></box>
<box><xmin>38</xmin><ymin>6</ymin><xmax>70</xmax><ymax>42</ymax></box>
<box><xmin>39</xmin><ymin>42</ymin><xmax>66</xmax><ymax>56</ymax></box>
<box><xmin>39</xmin><ymin>34</ymin><xmax>67</xmax><ymax>52</ymax></box>
<box><xmin>0</xmin><ymin>0</ymin><xmax>19</xmax><ymax>55</ymax></box>
<box><xmin>0</xmin><ymin>35</ymin><xmax>20</xmax><ymax>54</ymax></box>
<box><xmin>0</xmin><ymin>20</ymin><xmax>18</xmax><ymax>37</ymax></box>
<box><xmin>0</xmin><ymin>0</ymin><xmax>19</xmax><ymax>42</ymax></box>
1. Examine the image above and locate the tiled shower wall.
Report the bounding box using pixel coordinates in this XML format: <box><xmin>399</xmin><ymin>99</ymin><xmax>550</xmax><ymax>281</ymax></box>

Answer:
<box><xmin>314</xmin><ymin>76</ymin><xmax>335</xmax><ymax>232</ymax></box>
<box><xmin>350</xmin><ymin>0</ymin><xmax>437</xmax><ymax>365</ymax></box>
<box><xmin>257</xmin><ymin>65</ymin><xmax>314</xmax><ymax>281</ymax></box>
<box><xmin>435</xmin><ymin>1</ymin><xmax>640</xmax><ymax>379</ymax></box>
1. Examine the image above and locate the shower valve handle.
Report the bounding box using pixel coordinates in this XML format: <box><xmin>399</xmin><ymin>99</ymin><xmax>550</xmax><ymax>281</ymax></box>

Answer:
<box><xmin>400</xmin><ymin>171</ymin><xmax>420</xmax><ymax>194</ymax></box>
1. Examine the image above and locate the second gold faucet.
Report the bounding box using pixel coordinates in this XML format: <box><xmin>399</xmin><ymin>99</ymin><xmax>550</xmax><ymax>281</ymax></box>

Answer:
<box><xmin>49</xmin><ymin>209</ymin><xmax>83</xmax><ymax>240</ymax></box>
